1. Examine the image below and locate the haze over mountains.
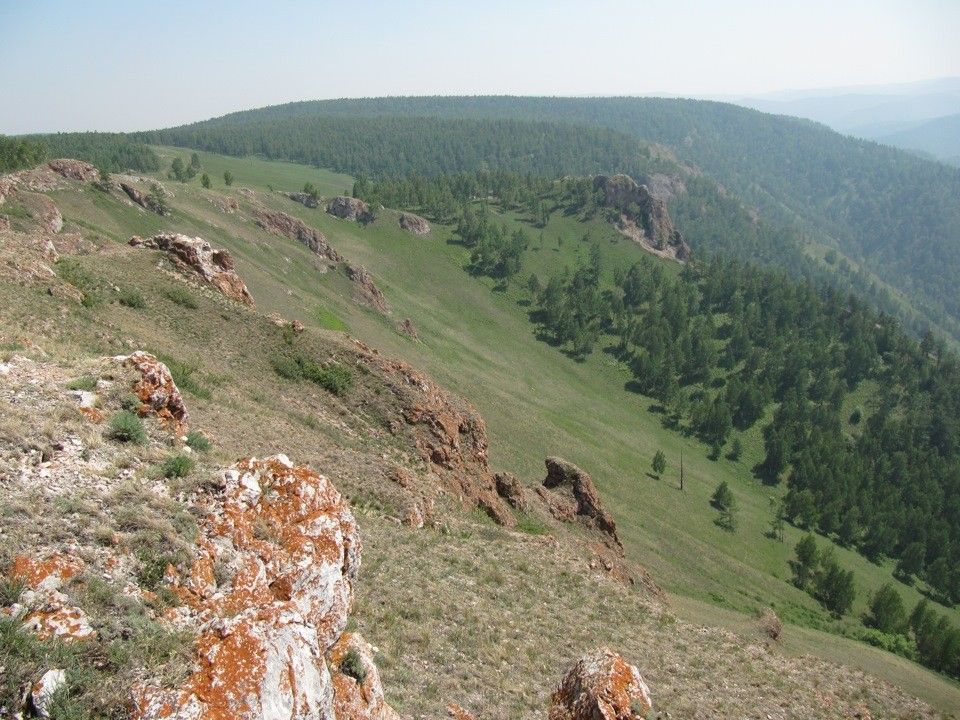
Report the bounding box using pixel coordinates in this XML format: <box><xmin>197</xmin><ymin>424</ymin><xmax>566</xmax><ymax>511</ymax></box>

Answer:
<box><xmin>734</xmin><ymin>76</ymin><xmax>960</xmax><ymax>164</ymax></box>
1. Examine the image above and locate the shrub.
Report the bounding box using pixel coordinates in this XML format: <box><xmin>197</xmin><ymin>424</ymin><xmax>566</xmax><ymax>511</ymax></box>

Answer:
<box><xmin>67</xmin><ymin>376</ymin><xmax>98</xmax><ymax>391</ymax></box>
<box><xmin>161</xmin><ymin>454</ymin><xmax>194</xmax><ymax>479</ymax></box>
<box><xmin>163</xmin><ymin>285</ymin><xmax>198</xmax><ymax>309</ymax></box>
<box><xmin>271</xmin><ymin>354</ymin><xmax>304</xmax><ymax>380</ymax></box>
<box><xmin>340</xmin><ymin>647</ymin><xmax>367</xmax><ymax>684</ymax></box>
<box><xmin>185</xmin><ymin>431</ymin><xmax>212</xmax><ymax>452</ymax></box>
<box><xmin>56</xmin><ymin>259</ymin><xmax>102</xmax><ymax>307</ymax></box>
<box><xmin>849</xmin><ymin>407</ymin><xmax>863</xmax><ymax>425</ymax></box>
<box><xmin>158</xmin><ymin>356</ymin><xmax>210</xmax><ymax>399</ymax></box>
<box><xmin>107</xmin><ymin>411</ymin><xmax>147</xmax><ymax>444</ymax></box>
<box><xmin>303</xmin><ymin>361</ymin><xmax>353</xmax><ymax>395</ymax></box>
<box><xmin>118</xmin><ymin>287</ymin><xmax>146</xmax><ymax>309</ymax></box>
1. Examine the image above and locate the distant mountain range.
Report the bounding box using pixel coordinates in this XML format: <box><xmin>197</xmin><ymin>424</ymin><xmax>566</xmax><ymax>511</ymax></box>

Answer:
<box><xmin>733</xmin><ymin>77</ymin><xmax>960</xmax><ymax>165</ymax></box>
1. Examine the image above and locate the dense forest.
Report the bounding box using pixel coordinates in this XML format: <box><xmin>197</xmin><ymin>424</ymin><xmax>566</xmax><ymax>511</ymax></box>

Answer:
<box><xmin>149</xmin><ymin>96</ymin><xmax>960</xmax><ymax>343</ymax></box>
<box><xmin>10</xmin><ymin>133</ymin><xmax>159</xmax><ymax>173</ymax></box>
<box><xmin>0</xmin><ymin>135</ymin><xmax>46</xmax><ymax>172</ymax></box>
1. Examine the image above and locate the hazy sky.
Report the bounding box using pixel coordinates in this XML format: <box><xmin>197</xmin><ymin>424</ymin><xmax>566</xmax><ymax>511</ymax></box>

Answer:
<box><xmin>1</xmin><ymin>0</ymin><xmax>959</xmax><ymax>134</ymax></box>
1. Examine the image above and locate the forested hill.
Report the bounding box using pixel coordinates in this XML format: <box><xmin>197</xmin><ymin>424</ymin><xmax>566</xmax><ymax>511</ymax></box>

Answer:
<box><xmin>144</xmin><ymin>96</ymin><xmax>960</xmax><ymax>344</ymax></box>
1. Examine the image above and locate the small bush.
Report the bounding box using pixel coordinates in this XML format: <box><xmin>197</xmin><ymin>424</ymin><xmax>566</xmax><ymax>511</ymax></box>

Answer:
<box><xmin>340</xmin><ymin>647</ymin><xmax>367</xmax><ymax>684</ymax></box>
<box><xmin>185</xmin><ymin>431</ymin><xmax>212</xmax><ymax>452</ymax></box>
<box><xmin>849</xmin><ymin>407</ymin><xmax>863</xmax><ymax>425</ymax></box>
<box><xmin>271</xmin><ymin>354</ymin><xmax>304</xmax><ymax>380</ymax></box>
<box><xmin>303</xmin><ymin>361</ymin><xmax>353</xmax><ymax>395</ymax></box>
<box><xmin>163</xmin><ymin>285</ymin><xmax>198</xmax><ymax>309</ymax></box>
<box><xmin>67</xmin><ymin>376</ymin><xmax>98</xmax><ymax>391</ymax></box>
<box><xmin>118</xmin><ymin>287</ymin><xmax>146</xmax><ymax>309</ymax></box>
<box><xmin>56</xmin><ymin>259</ymin><xmax>102</xmax><ymax>307</ymax></box>
<box><xmin>107</xmin><ymin>411</ymin><xmax>147</xmax><ymax>444</ymax></box>
<box><xmin>158</xmin><ymin>356</ymin><xmax>210</xmax><ymax>399</ymax></box>
<box><xmin>161</xmin><ymin>454</ymin><xmax>194</xmax><ymax>479</ymax></box>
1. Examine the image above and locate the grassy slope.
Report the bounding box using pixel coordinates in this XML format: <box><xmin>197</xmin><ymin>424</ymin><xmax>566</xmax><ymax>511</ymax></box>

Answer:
<box><xmin>49</xmin><ymin>146</ymin><xmax>960</xmax><ymax>712</ymax></box>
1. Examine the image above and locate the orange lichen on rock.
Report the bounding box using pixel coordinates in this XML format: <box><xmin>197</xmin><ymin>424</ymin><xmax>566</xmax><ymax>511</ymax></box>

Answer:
<box><xmin>446</xmin><ymin>703</ymin><xmax>477</xmax><ymax>720</ymax></box>
<box><xmin>120</xmin><ymin>351</ymin><xmax>189</xmax><ymax>434</ymax></box>
<box><xmin>78</xmin><ymin>406</ymin><xmax>105</xmax><ymax>423</ymax></box>
<box><xmin>11</xmin><ymin>553</ymin><xmax>85</xmax><ymax>592</ymax></box>
<box><xmin>549</xmin><ymin>648</ymin><xmax>652</xmax><ymax>720</ymax></box>
<box><xmin>133</xmin><ymin>455</ymin><xmax>361</xmax><ymax>720</ymax></box>
<box><xmin>328</xmin><ymin>632</ymin><xmax>401</xmax><ymax>720</ymax></box>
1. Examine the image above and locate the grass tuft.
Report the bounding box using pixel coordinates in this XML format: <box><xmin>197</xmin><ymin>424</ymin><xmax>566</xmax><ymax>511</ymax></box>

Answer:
<box><xmin>160</xmin><ymin>453</ymin><xmax>194</xmax><ymax>479</ymax></box>
<box><xmin>107</xmin><ymin>411</ymin><xmax>147</xmax><ymax>444</ymax></box>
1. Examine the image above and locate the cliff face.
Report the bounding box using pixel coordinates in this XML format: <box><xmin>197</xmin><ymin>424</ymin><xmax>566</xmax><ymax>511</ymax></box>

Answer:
<box><xmin>593</xmin><ymin>174</ymin><xmax>691</xmax><ymax>261</ymax></box>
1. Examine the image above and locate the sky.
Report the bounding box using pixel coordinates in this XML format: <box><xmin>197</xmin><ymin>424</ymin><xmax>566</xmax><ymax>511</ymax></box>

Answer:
<box><xmin>1</xmin><ymin>0</ymin><xmax>959</xmax><ymax>134</ymax></box>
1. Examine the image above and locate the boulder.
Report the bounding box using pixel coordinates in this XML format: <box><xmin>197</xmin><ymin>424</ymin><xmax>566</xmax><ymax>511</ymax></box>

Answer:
<box><xmin>549</xmin><ymin>648</ymin><xmax>652</xmax><ymax>720</ymax></box>
<box><xmin>328</xmin><ymin>196</ymin><xmax>372</xmax><ymax>223</ymax></box>
<box><xmin>47</xmin><ymin>158</ymin><xmax>99</xmax><ymax>182</ymax></box>
<box><xmin>120</xmin><ymin>182</ymin><xmax>168</xmax><ymax>215</ymax></box>
<box><xmin>8</xmin><ymin>553</ymin><xmax>95</xmax><ymax>643</ymax></box>
<box><xmin>346</xmin><ymin>264</ymin><xmax>389</xmax><ymax>314</ymax></box>
<box><xmin>118</xmin><ymin>350</ymin><xmax>189</xmax><ymax>434</ymax></box>
<box><xmin>129</xmin><ymin>233</ymin><xmax>254</xmax><ymax>305</ymax></box>
<box><xmin>289</xmin><ymin>191</ymin><xmax>320</xmax><ymax>208</ymax></box>
<box><xmin>543</xmin><ymin>457</ymin><xmax>620</xmax><ymax>547</ymax></box>
<box><xmin>328</xmin><ymin>632</ymin><xmax>402</xmax><ymax>720</ymax></box>
<box><xmin>398</xmin><ymin>212</ymin><xmax>430</xmax><ymax>235</ymax></box>
<box><xmin>133</xmin><ymin>455</ymin><xmax>361</xmax><ymax>720</ymax></box>
<box><xmin>252</xmin><ymin>207</ymin><xmax>343</xmax><ymax>262</ymax></box>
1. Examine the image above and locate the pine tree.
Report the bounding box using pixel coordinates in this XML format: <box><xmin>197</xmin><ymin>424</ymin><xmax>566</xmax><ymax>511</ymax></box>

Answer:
<box><xmin>223</xmin><ymin>170</ymin><xmax>234</xmax><ymax>186</ymax></box>
<box><xmin>792</xmin><ymin>534</ymin><xmax>818</xmax><ymax>588</ymax></box>
<box><xmin>200</xmin><ymin>173</ymin><xmax>211</xmax><ymax>189</ymax></box>
<box><xmin>652</xmin><ymin>450</ymin><xmax>666</xmax><ymax>477</ymax></box>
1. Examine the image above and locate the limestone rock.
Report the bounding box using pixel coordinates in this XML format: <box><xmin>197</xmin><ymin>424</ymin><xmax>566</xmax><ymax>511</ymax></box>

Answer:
<box><xmin>133</xmin><ymin>455</ymin><xmax>361</xmax><ymax>720</ymax></box>
<box><xmin>252</xmin><ymin>207</ymin><xmax>342</xmax><ymax>262</ymax></box>
<box><xmin>31</xmin><ymin>668</ymin><xmax>67</xmax><ymax>718</ymax></box>
<box><xmin>328</xmin><ymin>632</ymin><xmax>402</xmax><ymax>720</ymax></box>
<box><xmin>289</xmin><ymin>191</ymin><xmax>320</xmax><ymax>208</ymax></box>
<box><xmin>129</xmin><ymin>233</ymin><xmax>254</xmax><ymax>305</ymax></box>
<box><xmin>346</xmin><ymin>264</ymin><xmax>389</xmax><ymax>314</ymax></box>
<box><xmin>8</xmin><ymin>553</ymin><xmax>95</xmax><ymax>643</ymax></box>
<box><xmin>117</xmin><ymin>350</ymin><xmax>189</xmax><ymax>434</ymax></box>
<box><xmin>120</xmin><ymin>182</ymin><xmax>168</xmax><ymax>215</ymax></box>
<box><xmin>328</xmin><ymin>196</ymin><xmax>372</xmax><ymax>223</ymax></box>
<box><xmin>549</xmin><ymin>648</ymin><xmax>652</xmax><ymax>720</ymax></box>
<box><xmin>47</xmin><ymin>158</ymin><xmax>99</xmax><ymax>182</ymax></box>
<box><xmin>396</xmin><ymin>318</ymin><xmax>419</xmax><ymax>339</ymax></box>
<box><xmin>398</xmin><ymin>212</ymin><xmax>430</xmax><ymax>235</ymax></box>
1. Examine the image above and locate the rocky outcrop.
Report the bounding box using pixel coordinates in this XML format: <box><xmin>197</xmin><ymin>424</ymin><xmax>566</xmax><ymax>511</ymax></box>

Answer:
<box><xmin>346</xmin><ymin>264</ymin><xmax>389</xmax><ymax>314</ymax></box>
<box><xmin>328</xmin><ymin>196</ymin><xmax>372</xmax><ymax>223</ymax></box>
<box><xmin>47</xmin><ymin>158</ymin><xmax>99</xmax><ymax>182</ymax></box>
<box><xmin>31</xmin><ymin>668</ymin><xmax>67</xmax><ymax>719</ymax></box>
<box><xmin>396</xmin><ymin>318</ymin><xmax>419</xmax><ymax>339</ymax></box>
<box><xmin>289</xmin><ymin>191</ymin><xmax>320</xmax><ymax>209</ymax></box>
<box><xmin>129</xmin><ymin>233</ymin><xmax>254</xmax><ymax>305</ymax></box>
<box><xmin>398</xmin><ymin>212</ymin><xmax>430</xmax><ymax>235</ymax></box>
<box><xmin>355</xmin><ymin>341</ymin><xmax>515</xmax><ymax>527</ymax></box>
<box><xmin>118</xmin><ymin>351</ymin><xmax>189</xmax><ymax>434</ymax></box>
<box><xmin>593</xmin><ymin>174</ymin><xmax>690</xmax><ymax>261</ymax></box>
<box><xmin>134</xmin><ymin>455</ymin><xmax>370</xmax><ymax>720</ymax></box>
<box><xmin>542</xmin><ymin>457</ymin><xmax>620</xmax><ymax>548</ymax></box>
<box><xmin>120</xmin><ymin>182</ymin><xmax>168</xmax><ymax>215</ymax></box>
<box><xmin>33</xmin><ymin>194</ymin><xmax>63</xmax><ymax>234</ymax></box>
<box><xmin>549</xmin><ymin>648</ymin><xmax>652</xmax><ymax>720</ymax></box>
<box><xmin>328</xmin><ymin>632</ymin><xmax>402</xmax><ymax>720</ymax></box>
<box><xmin>495</xmin><ymin>471</ymin><xmax>528</xmax><ymax>511</ymax></box>
<box><xmin>253</xmin><ymin>207</ymin><xmax>343</xmax><ymax>262</ymax></box>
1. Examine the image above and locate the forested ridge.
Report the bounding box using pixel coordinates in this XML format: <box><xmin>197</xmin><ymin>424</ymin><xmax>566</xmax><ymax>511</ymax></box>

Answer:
<box><xmin>146</xmin><ymin>96</ymin><xmax>960</xmax><ymax>343</ymax></box>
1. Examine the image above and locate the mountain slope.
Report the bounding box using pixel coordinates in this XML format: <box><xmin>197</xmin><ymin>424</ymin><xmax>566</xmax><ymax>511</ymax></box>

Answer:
<box><xmin>143</xmin><ymin>96</ymin><xmax>960</xmax><ymax>344</ymax></box>
<box><xmin>876</xmin><ymin>113</ymin><xmax>960</xmax><ymax>165</ymax></box>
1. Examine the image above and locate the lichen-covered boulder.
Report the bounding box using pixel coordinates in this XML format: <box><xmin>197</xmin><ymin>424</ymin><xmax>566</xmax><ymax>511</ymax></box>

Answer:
<box><xmin>117</xmin><ymin>350</ymin><xmax>189</xmax><ymax>434</ymax></box>
<box><xmin>549</xmin><ymin>648</ymin><xmax>652</xmax><ymax>720</ymax></box>
<box><xmin>328</xmin><ymin>632</ymin><xmax>402</xmax><ymax>720</ymax></box>
<box><xmin>133</xmin><ymin>455</ymin><xmax>361</xmax><ymax>720</ymax></box>
<box><xmin>398</xmin><ymin>213</ymin><xmax>430</xmax><ymax>235</ymax></box>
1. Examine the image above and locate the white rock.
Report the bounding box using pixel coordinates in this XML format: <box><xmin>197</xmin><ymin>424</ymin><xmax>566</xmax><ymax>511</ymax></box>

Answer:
<box><xmin>32</xmin><ymin>668</ymin><xmax>66</xmax><ymax>718</ymax></box>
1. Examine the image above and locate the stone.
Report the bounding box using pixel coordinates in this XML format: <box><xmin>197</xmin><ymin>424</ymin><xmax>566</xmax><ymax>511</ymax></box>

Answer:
<box><xmin>328</xmin><ymin>632</ymin><xmax>402</xmax><ymax>720</ymax></box>
<box><xmin>118</xmin><ymin>350</ymin><xmax>189</xmax><ymax>434</ymax></box>
<box><xmin>549</xmin><ymin>648</ymin><xmax>652</xmax><ymax>720</ymax></box>
<box><xmin>346</xmin><ymin>264</ymin><xmax>389</xmax><ymax>314</ymax></box>
<box><xmin>129</xmin><ymin>233</ymin><xmax>254</xmax><ymax>305</ymax></box>
<box><xmin>133</xmin><ymin>455</ymin><xmax>361</xmax><ymax>720</ymax></box>
<box><xmin>327</xmin><ymin>196</ymin><xmax>372</xmax><ymax>222</ymax></box>
<box><xmin>289</xmin><ymin>191</ymin><xmax>320</xmax><ymax>208</ymax></box>
<box><xmin>252</xmin><ymin>207</ymin><xmax>342</xmax><ymax>262</ymax></box>
<box><xmin>494</xmin><ymin>471</ymin><xmax>528</xmax><ymax>511</ymax></box>
<box><xmin>543</xmin><ymin>457</ymin><xmax>620</xmax><ymax>547</ymax></box>
<box><xmin>31</xmin><ymin>668</ymin><xmax>67</xmax><ymax>718</ymax></box>
<box><xmin>396</xmin><ymin>318</ymin><xmax>419</xmax><ymax>339</ymax></box>
<box><xmin>47</xmin><ymin>158</ymin><xmax>99</xmax><ymax>182</ymax></box>
<box><xmin>398</xmin><ymin>212</ymin><xmax>430</xmax><ymax>235</ymax></box>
